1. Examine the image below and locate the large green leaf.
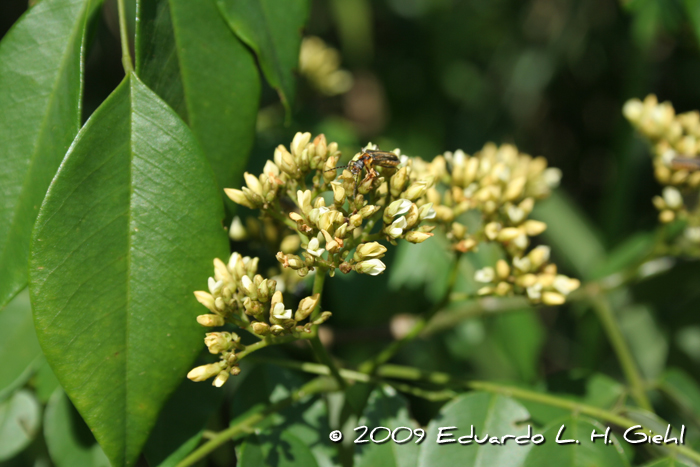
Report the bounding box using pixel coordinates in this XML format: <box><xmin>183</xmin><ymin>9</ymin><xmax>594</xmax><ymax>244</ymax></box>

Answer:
<box><xmin>0</xmin><ymin>290</ymin><xmax>42</xmax><ymax>402</ymax></box>
<box><xmin>29</xmin><ymin>74</ymin><xmax>229</xmax><ymax>467</ymax></box>
<box><xmin>44</xmin><ymin>389</ymin><xmax>110</xmax><ymax>467</ymax></box>
<box><xmin>0</xmin><ymin>0</ymin><xmax>95</xmax><ymax>309</ymax></box>
<box><xmin>0</xmin><ymin>390</ymin><xmax>41</xmax><ymax>461</ymax></box>
<box><xmin>660</xmin><ymin>368</ymin><xmax>700</xmax><ymax>425</ymax></box>
<box><xmin>216</xmin><ymin>0</ymin><xmax>309</xmax><ymax>114</ymax></box>
<box><xmin>354</xmin><ymin>387</ymin><xmax>419</xmax><ymax>467</ymax></box>
<box><xmin>418</xmin><ymin>392</ymin><xmax>533</xmax><ymax>467</ymax></box>
<box><xmin>238</xmin><ymin>431</ymin><xmax>320</xmax><ymax>467</ymax></box>
<box><xmin>136</xmin><ymin>0</ymin><xmax>260</xmax><ymax>196</ymax></box>
<box><xmin>523</xmin><ymin>416</ymin><xmax>628</xmax><ymax>467</ymax></box>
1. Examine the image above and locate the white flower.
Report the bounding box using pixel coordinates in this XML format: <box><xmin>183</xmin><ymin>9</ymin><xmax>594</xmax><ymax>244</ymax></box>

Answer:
<box><xmin>241</xmin><ymin>275</ymin><xmax>255</xmax><ymax>296</ymax></box>
<box><xmin>387</xmin><ymin>199</ymin><xmax>412</xmax><ymax>218</ymax></box>
<box><xmin>512</xmin><ymin>256</ymin><xmax>532</xmax><ymax>273</ymax></box>
<box><xmin>419</xmin><ymin>203</ymin><xmax>436</xmax><ymax>220</ymax></box>
<box><xmin>308</xmin><ymin>206</ymin><xmax>329</xmax><ymax>225</ymax></box>
<box><xmin>208</xmin><ymin>277</ymin><xmax>223</xmax><ymax>295</ymax></box>
<box><xmin>513</xmin><ymin>234</ymin><xmax>528</xmax><ymax>250</ymax></box>
<box><xmin>355</xmin><ymin>258</ymin><xmax>386</xmax><ymax>275</ymax></box>
<box><xmin>291</xmin><ymin>132</ymin><xmax>311</xmax><ymax>156</ymax></box>
<box><xmin>507</xmin><ymin>205</ymin><xmax>525</xmax><ymax>224</ymax></box>
<box><xmin>306</xmin><ymin>236</ymin><xmax>325</xmax><ymax>257</ymax></box>
<box><xmin>553</xmin><ymin>275</ymin><xmax>573</xmax><ymax>295</ymax></box>
<box><xmin>474</xmin><ymin>267</ymin><xmax>495</xmax><ymax>283</ymax></box>
<box><xmin>229</xmin><ymin>216</ymin><xmax>246</xmax><ymax>241</ymax></box>
<box><xmin>543</xmin><ymin>168</ymin><xmax>562</xmax><ymax>188</ymax></box>
<box><xmin>387</xmin><ymin>216</ymin><xmax>408</xmax><ymax>238</ymax></box>
<box><xmin>272</xmin><ymin>302</ymin><xmax>293</xmax><ymax>320</ymax></box>
<box><xmin>663</xmin><ymin>186</ymin><xmax>682</xmax><ymax>209</ymax></box>
<box><xmin>526</xmin><ymin>283</ymin><xmax>542</xmax><ymax>300</ymax></box>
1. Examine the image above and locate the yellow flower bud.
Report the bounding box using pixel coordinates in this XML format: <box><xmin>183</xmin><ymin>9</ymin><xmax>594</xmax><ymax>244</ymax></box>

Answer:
<box><xmin>187</xmin><ymin>362</ymin><xmax>224</xmax><ymax>382</ymax></box>
<box><xmin>542</xmin><ymin>291</ymin><xmax>566</xmax><ymax>306</ymax></box>
<box><xmin>405</xmin><ymin>231</ymin><xmax>433</xmax><ymax>244</ymax></box>
<box><xmin>196</xmin><ymin>314</ymin><xmax>225</xmax><ymax>327</ymax></box>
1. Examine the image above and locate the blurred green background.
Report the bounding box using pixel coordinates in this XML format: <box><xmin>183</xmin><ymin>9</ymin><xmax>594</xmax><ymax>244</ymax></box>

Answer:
<box><xmin>3</xmin><ymin>0</ymin><xmax>700</xmax><ymax>440</ymax></box>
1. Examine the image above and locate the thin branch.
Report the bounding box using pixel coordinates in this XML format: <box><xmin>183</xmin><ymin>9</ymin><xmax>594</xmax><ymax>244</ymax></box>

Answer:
<box><xmin>116</xmin><ymin>0</ymin><xmax>133</xmax><ymax>74</ymax></box>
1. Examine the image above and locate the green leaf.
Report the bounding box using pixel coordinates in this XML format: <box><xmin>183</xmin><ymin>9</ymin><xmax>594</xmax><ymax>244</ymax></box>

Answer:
<box><xmin>136</xmin><ymin>0</ymin><xmax>260</xmax><ymax>197</ymax></box>
<box><xmin>641</xmin><ymin>457</ymin><xmax>693</xmax><ymax>467</ymax></box>
<box><xmin>216</xmin><ymin>0</ymin><xmax>309</xmax><ymax>115</ymax></box>
<box><xmin>523</xmin><ymin>416</ymin><xmax>628</xmax><ymax>467</ymax></box>
<box><xmin>33</xmin><ymin>358</ymin><xmax>61</xmax><ymax>404</ymax></box>
<box><xmin>0</xmin><ymin>0</ymin><xmax>95</xmax><ymax>309</ymax></box>
<box><xmin>659</xmin><ymin>368</ymin><xmax>700</xmax><ymax>424</ymax></box>
<box><xmin>418</xmin><ymin>392</ymin><xmax>533</xmax><ymax>467</ymax></box>
<box><xmin>0</xmin><ymin>289</ymin><xmax>42</xmax><ymax>402</ymax></box>
<box><xmin>44</xmin><ymin>389</ymin><xmax>109</xmax><ymax>467</ymax></box>
<box><xmin>238</xmin><ymin>431</ymin><xmax>320</xmax><ymax>467</ymax></box>
<box><xmin>618</xmin><ymin>304</ymin><xmax>667</xmax><ymax>380</ymax></box>
<box><xmin>143</xmin><ymin>377</ymin><xmax>225</xmax><ymax>467</ymax></box>
<box><xmin>354</xmin><ymin>387</ymin><xmax>419</xmax><ymax>467</ymax></box>
<box><xmin>0</xmin><ymin>390</ymin><xmax>41</xmax><ymax>461</ymax></box>
<box><xmin>532</xmin><ymin>190</ymin><xmax>606</xmax><ymax>280</ymax></box>
<box><xmin>29</xmin><ymin>75</ymin><xmax>229</xmax><ymax>467</ymax></box>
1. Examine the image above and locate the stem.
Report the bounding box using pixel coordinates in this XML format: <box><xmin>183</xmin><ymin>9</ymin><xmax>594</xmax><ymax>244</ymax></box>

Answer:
<box><xmin>591</xmin><ymin>295</ymin><xmax>652</xmax><ymax>411</ymax></box>
<box><xmin>307</xmin><ymin>267</ymin><xmax>346</xmax><ymax>389</ymax></box>
<box><xmin>175</xmin><ymin>377</ymin><xmax>337</xmax><ymax>467</ymax></box>
<box><xmin>116</xmin><ymin>0</ymin><xmax>133</xmax><ymax>74</ymax></box>
<box><xmin>251</xmin><ymin>357</ymin><xmax>457</xmax><ymax>401</ymax></box>
<box><xmin>359</xmin><ymin>252</ymin><xmax>463</xmax><ymax>373</ymax></box>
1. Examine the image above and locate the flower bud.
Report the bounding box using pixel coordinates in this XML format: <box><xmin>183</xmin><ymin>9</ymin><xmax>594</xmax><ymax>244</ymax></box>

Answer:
<box><xmin>297</xmin><ymin>190</ymin><xmax>313</xmax><ymax>214</ymax></box>
<box><xmin>474</xmin><ymin>267</ymin><xmax>495</xmax><ymax>283</ymax></box>
<box><xmin>528</xmin><ymin>245</ymin><xmax>551</xmax><ymax>269</ymax></box>
<box><xmin>359</xmin><ymin>204</ymin><xmax>381</xmax><ymax>218</ymax></box>
<box><xmin>504</xmin><ymin>177</ymin><xmax>526</xmax><ymax>201</ymax></box>
<box><xmin>194</xmin><ymin>291</ymin><xmax>217</xmax><ymax>312</ymax></box>
<box><xmin>295</xmin><ymin>293</ymin><xmax>320</xmax><ymax>321</ymax></box>
<box><xmin>229</xmin><ymin>216</ymin><xmax>247</xmax><ymax>241</ymax></box>
<box><xmin>403</xmin><ymin>179</ymin><xmax>431</xmax><ymax>200</ymax></box>
<box><xmin>484</xmin><ymin>222</ymin><xmax>501</xmax><ymax>240</ymax></box>
<box><xmin>405</xmin><ymin>231</ymin><xmax>433</xmax><ymax>243</ymax></box>
<box><xmin>331</xmin><ymin>181</ymin><xmax>345</xmax><ymax>205</ymax></box>
<box><xmin>496</xmin><ymin>260</ymin><xmax>510</xmax><ymax>279</ymax></box>
<box><xmin>523</xmin><ymin>220</ymin><xmax>547</xmax><ymax>236</ymax></box>
<box><xmin>187</xmin><ymin>362</ymin><xmax>224</xmax><ymax>382</ymax></box>
<box><xmin>277</xmin><ymin>145</ymin><xmax>297</xmax><ymax>175</ymax></box>
<box><xmin>243</xmin><ymin>172</ymin><xmax>263</xmax><ymax>196</ymax></box>
<box><xmin>542</xmin><ymin>291</ymin><xmax>566</xmax><ymax>306</ymax></box>
<box><xmin>390</xmin><ymin>167</ymin><xmax>409</xmax><ymax>198</ymax></box>
<box><xmin>662</xmin><ymin>186</ymin><xmax>683</xmax><ymax>209</ymax></box>
<box><xmin>204</xmin><ymin>332</ymin><xmax>233</xmax><ymax>354</ymax></box>
<box><xmin>291</xmin><ymin>132</ymin><xmax>311</xmax><ymax>157</ymax></box>
<box><xmin>355</xmin><ymin>258</ymin><xmax>387</xmax><ymax>275</ymax></box>
<box><xmin>213</xmin><ymin>371</ymin><xmax>230</xmax><ymax>387</ymax></box>
<box><xmin>224</xmin><ymin>188</ymin><xmax>255</xmax><ymax>209</ymax></box>
<box><xmin>251</xmin><ymin>321</ymin><xmax>270</xmax><ymax>335</ymax></box>
<box><xmin>516</xmin><ymin>274</ymin><xmax>538</xmax><ymax>288</ymax></box>
<box><xmin>354</xmin><ymin>242</ymin><xmax>387</xmax><ymax>261</ymax></box>
<box><xmin>197</xmin><ymin>314</ymin><xmax>225</xmax><ymax>327</ymax></box>
<box><xmin>451</xmin><ymin>222</ymin><xmax>467</xmax><ymax>240</ymax></box>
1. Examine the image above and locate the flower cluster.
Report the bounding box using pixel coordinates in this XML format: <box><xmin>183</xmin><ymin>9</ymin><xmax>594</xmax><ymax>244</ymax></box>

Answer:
<box><xmin>226</xmin><ymin>133</ymin><xmax>437</xmax><ymax>279</ymax></box>
<box><xmin>624</xmin><ymin>94</ymin><xmax>700</xmax><ymax>246</ymax></box>
<box><xmin>402</xmin><ymin>142</ymin><xmax>577</xmax><ymax>304</ymax></box>
<box><xmin>299</xmin><ymin>36</ymin><xmax>353</xmax><ymax>96</ymax></box>
<box><xmin>187</xmin><ymin>252</ymin><xmax>331</xmax><ymax>386</ymax></box>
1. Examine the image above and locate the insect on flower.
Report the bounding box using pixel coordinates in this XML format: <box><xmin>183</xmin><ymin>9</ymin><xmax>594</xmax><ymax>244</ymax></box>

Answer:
<box><xmin>326</xmin><ymin>149</ymin><xmax>400</xmax><ymax>197</ymax></box>
<box><xmin>671</xmin><ymin>156</ymin><xmax>700</xmax><ymax>171</ymax></box>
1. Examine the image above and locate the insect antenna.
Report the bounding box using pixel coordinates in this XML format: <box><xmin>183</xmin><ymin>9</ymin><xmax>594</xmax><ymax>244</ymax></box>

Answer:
<box><xmin>325</xmin><ymin>164</ymin><xmax>350</xmax><ymax>172</ymax></box>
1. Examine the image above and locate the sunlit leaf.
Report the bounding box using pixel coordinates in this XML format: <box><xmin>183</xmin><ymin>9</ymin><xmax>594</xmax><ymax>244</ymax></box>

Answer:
<box><xmin>523</xmin><ymin>416</ymin><xmax>628</xmax><ymax>467</ymax></box>
<box><xmin>136</xmin><ymin>0</ymin><xmax>260</xmax><ymax>197</ymax></box>
<box><xmin>29</xmin><ymin>75</ymin><xmax>229</xmax><ymax>467</ymax></box>
<box><xmin>418</xmin><ymin>392</ymin><xmax>533</xmax><ymax>467</ymax></box>
<box><xmin>0</xmin><ymin>0</ymin><xmax>96</xmax><ymax>309</ymax></box>
<box><xmin>354</xmin><ymin>386</ymin><xmax>419</xmax><ymax>467</ymax></box>
<box><xmin>216</xmin><ymin>0</ymin><xmax>309</xmax><ymax>115</ymax></box>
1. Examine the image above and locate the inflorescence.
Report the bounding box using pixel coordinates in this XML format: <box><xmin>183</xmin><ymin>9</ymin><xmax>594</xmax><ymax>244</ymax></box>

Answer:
<box><xmin>188</xmin><ymin>132</ymin><xmax>577</xmax><ymax>386</ymax></box>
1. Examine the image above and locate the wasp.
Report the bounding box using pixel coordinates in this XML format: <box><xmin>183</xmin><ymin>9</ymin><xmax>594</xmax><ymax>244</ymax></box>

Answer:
<box><xmin>326</xmin><ymin>149</ymin><xmax>401</xmax><ymax>197</ymax></box>
<box><xmin>671</xmin><ymin>156</ymin><xmax>700</xmax><ymax>171</ymax></box>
